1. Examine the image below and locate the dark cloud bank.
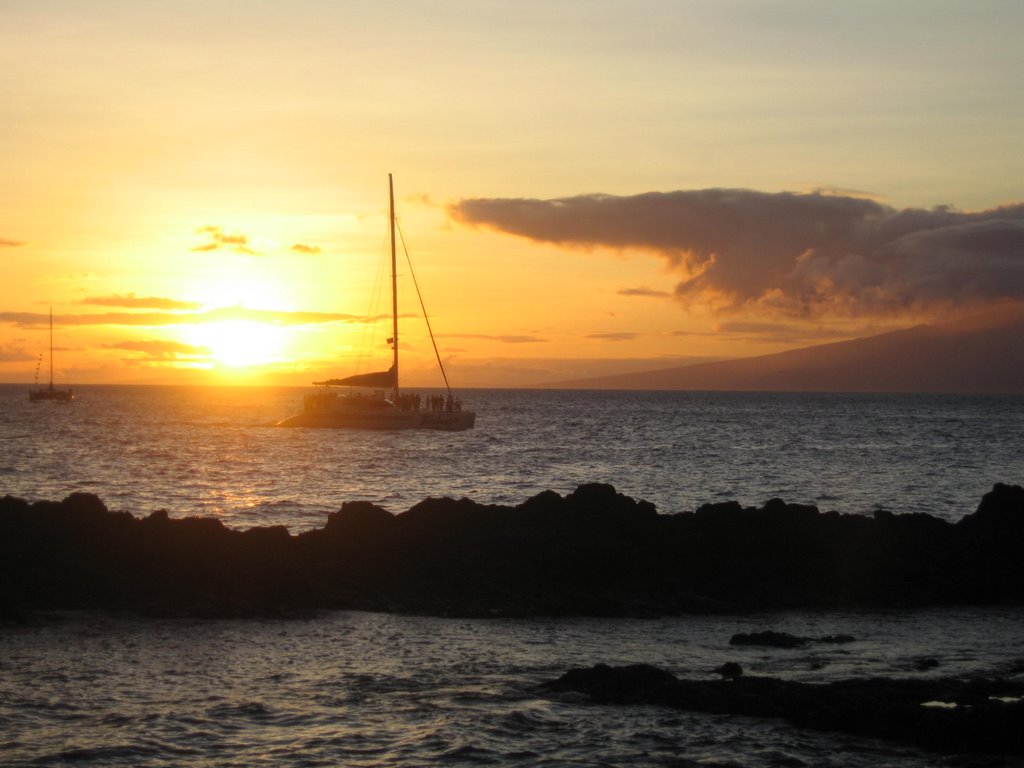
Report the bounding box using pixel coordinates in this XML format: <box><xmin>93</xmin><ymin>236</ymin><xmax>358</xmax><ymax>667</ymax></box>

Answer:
<box><xmin>452</xmin><ymin>190</ymin><xmax>1024</xmax><ymax>317</ymax></box>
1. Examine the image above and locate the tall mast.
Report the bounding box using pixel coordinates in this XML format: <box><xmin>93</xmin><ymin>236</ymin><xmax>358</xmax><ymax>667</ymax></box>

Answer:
<box><xmin>389</xmin><ymin>173</ymin><xmax>399</xmax><ymax>397</ymax></box>
<box><xmin>48</xmin><ymin>306</ymin><xmax>54</xmax><ymax>389</ymax></box>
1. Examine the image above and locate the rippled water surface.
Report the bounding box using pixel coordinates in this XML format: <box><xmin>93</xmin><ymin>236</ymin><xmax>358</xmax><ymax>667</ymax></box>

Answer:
<box><xmin>3</xmin><ymin>608</ymin><xmax>1024</xmax><ymax>767</ymax></box>
<box><xmin>1</xmin><ymin>385</ymin><xmax>1021</xmax><ymax>529</ymax></box>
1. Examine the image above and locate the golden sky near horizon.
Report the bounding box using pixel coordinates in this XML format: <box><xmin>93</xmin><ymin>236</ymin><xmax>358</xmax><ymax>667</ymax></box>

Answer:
<box><xmin>2</xmin><ymin>1</ymin><xmax>1022</xmax><ymax>387</ymax></box>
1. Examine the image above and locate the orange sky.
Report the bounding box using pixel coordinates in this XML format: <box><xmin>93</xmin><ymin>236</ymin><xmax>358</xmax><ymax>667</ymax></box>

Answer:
<box><xmin>2</xmin><ymin>2</ymin><xmax>1021</xmax><ymax>388</ymax></box>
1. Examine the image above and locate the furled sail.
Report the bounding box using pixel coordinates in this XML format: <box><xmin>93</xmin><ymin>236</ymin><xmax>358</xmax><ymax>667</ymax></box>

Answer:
<box><xmin>314</xmin><ymin>364</ymin><xmax>396</xmax><ymax>388</ymax></box>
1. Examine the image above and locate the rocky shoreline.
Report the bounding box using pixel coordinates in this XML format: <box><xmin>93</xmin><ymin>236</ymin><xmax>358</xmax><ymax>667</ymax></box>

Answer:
<box><xmin>1</xmin><ymin>482</ymin><xmax>1022</xmax><ymax>619</ymax></box>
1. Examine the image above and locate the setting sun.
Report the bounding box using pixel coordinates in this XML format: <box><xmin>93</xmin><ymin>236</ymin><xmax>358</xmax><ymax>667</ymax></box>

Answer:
<box><xmin>183</xmin><ymin>320</ymin><xmax>290</xmax><ymax>369</ymax></box>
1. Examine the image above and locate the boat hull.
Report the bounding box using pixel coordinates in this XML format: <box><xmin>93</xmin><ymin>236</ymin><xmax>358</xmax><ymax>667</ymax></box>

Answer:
<box><xmin>29</xmin><ymin>388</ymin><xmax>74</xmax><ymax>403</ymax></box>
<box><xmin>275</xmin><ymin>408</ymin><xmax>475</xmax><ymax>431</ymax></box>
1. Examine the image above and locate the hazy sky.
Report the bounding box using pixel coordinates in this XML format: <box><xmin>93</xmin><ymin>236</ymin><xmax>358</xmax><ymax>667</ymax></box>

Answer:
<box><xmin>2</xmin><ymin>0</ymin><xmax>1021</xmax><ymax>386</ymax></box>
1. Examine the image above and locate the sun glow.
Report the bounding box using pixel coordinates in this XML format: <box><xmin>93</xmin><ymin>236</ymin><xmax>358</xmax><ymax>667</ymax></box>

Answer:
<box><xmin>190</xmin><ymin>273</ymin><xmax>293</xmax><ymax>313</ymax></box>
<box><xmin>184</xmin><ymin>320</ymin><xmax>290</xmax><ymax>368</ymax></box>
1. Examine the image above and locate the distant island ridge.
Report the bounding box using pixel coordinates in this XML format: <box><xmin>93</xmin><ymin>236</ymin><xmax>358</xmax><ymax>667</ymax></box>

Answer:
<box><xmin>539</xmin><ymin>303</ymin><xmax>1024</xmax><ymax>394</ymax></box>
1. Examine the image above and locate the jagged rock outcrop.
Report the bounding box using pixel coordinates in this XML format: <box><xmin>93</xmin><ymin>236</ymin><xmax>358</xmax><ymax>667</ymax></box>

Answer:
<box><xmin>1</xmin><ymin>482</ymin><xmax>1022</xmax><ymax>618</ymax></box>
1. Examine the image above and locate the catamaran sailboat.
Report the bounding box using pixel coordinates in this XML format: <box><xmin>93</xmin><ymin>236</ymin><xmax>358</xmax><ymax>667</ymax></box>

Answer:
<box><xmin>29</xmin><ymin>307</ymin><xmax>74</xmax><ymax>403</ymax></box>
<box><xmin>276</xmin><ymin>175</ymin><xmax>475</xmax><ymax>431</ymax></box>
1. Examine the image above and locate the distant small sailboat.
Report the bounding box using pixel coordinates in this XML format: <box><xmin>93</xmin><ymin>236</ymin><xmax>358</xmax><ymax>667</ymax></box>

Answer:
<box><xmin>276</xmin><ymin>175</ymin><xmax>475</xmax><ymax>431</ymax></box>
<box><xmin>29</xmin><ymin>307</ymin><xmax>74</xmax><ymax>403</ymax></box>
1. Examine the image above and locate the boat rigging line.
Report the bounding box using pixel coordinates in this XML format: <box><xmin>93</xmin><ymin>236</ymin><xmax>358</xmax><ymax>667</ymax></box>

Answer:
<box><xmin>395</xmin><ymin>217</ymin><xmax>455</xmax><ymax>399</ymax></box>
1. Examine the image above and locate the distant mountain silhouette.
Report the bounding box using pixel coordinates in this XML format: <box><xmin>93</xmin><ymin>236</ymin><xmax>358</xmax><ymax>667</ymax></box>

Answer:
<box><xmin>547</xmin><ymin>304</ymin><xmax>1024</xmax><ymax>394</ymax></box>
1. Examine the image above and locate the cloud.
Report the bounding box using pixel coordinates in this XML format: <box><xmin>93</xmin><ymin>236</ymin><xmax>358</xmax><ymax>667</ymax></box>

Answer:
<box><xmin>106</xmin><ymin>340</ymin><xmax>211</xmax><ymax>360</ymax></box>
<box><xmin>0</xmin><ymin>343</ymin><xmax>34</xmax><ymax>362</ymax></box>
<box><xmin>495</xmin><ymin>335</ymin><xmax>547</xmax><ymax>344</ymax></box>
<box><xmin>290</xmin><ymin>243</ymin><xmax>322</xmax><ymax>255</ymax></box>
<box><xmin>451</xmin><ymin>190</ymin><xmax>1024</xmax><ymax>318</ymax></box>
<box><xmin>618</xmin><ymin>287</ymin><xmax>672</xmax><ymax>298</ymax></box>
<box><xmin>441</xmin><ymin>332</ymin><xmax>548</xmax><ymax>344</ymax></box>
<box><xmin>192</xmin><ymin>226</ymin><xmax>258</xmax><ymax>255</ymax></box>
<box><xmin>715</xmin><ymin>321</ymin><xmax>851</xmax><ymax>344</ymax></box>
<box><xmin>0</xmin><ymin>307</ymin><xmax>364</xmax><ymax>328</ymax></box>
<box><xmin>587</xmin><ymin>332</ymin><xmax>641</xmax><ymax>342</ymax></box>
<box><xmin>1</xmin><ymin>238</ymin><xmax>26</xmax><ymax>248</ymax></box>
<box><xmin>81</xmin><ymin>294</ymin><xmax>203</xmax><ymax>310</ymax></box>
<box><xmin>718</xmin><ymin>321</ymin><xmax>794</xmax><ymax>334</ymax></box>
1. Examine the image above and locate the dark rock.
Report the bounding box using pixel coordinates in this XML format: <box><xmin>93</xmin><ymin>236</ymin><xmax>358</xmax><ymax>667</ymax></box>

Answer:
<box><xmin>541</xmin><ymin>664</ymin><xmax>1024</xmax><ymax>755</ymax></box>
<box><xmin>324</xmin><ymin>501</ymin><xmax>395</xmax><ymax>537</ymax></box>
<box><xmin>544</xmin><ymin>663</ymin><xmax>679</xmax><ymax>703</ymax></box>
<box><xmin>729</xmin><ymin>632</ymin><xmax>855</xmax><ymax>649</ymax></box>
<box><xmin>730</xmin><ymin>631</ymin><xmax>807</xmax><ymax>648</ymax></box>
<box><xmin>954</xmin><ymin>483</ymin><xmax>1024</xmax><ymax>602</ymax></box>
<box><xmin>962</xmin><ymin>483</ymin><xmax>1024</xmax><ymax>529</ymax></box>
<box><xmin>818</xmin><ymin>634</ymin><xmax>856</xmax><ymax>644</ymax></box>
<box><xmin>565</xmin><ymin>483</ymin><xmax>659</xmax><ymax>521</ymax></box>
<box><xmin>714</xmin><ymin>662</ymin><xmax>743</xmax><ymax>678</ymax></box>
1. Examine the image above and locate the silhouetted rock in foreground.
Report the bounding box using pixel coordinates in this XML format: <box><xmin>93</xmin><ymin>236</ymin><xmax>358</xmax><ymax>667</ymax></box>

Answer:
<box><xmin>729</xmin><ymin>631</ymin><xmax>857</xmax><ymax>648</ymax></box>
<box><xmin>541</xmin><ymin>663</ymin><xmax>1024</xmax><ymax>756</ymax></box>
<box><xmin>730</xmin><ymin>631</ymin><xmax>807</xmax><ymax>648</ymax></box>
<box><xmin>1</xmin><ymin>482</ymin><xmax>1023</xmax><ymax>618</ymax></box>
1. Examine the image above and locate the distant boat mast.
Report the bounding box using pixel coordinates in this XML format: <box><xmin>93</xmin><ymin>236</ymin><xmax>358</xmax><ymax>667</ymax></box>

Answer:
<box><xmin>29</xmin><ymin>306</ymin><xmax>74</xmax><ymax>402</ymax></box>
<box><xmin>47</xmin><ymin>306</ymin><xmax>55</xmax><ymax>388</ymax></box>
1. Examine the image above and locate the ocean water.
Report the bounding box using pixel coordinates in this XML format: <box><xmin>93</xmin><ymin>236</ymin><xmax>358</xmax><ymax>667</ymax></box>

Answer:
<box><xmin>3</xmin><ymin>608</ymin><xmax>1024</xmax><ymax>767</ymax></box>
<box><xmin>2</xmin><ymin>385</ymin><xmax>1023</xmax><ymax>766</ymax></box>
<box><xmin>1</xmin><ymin>385</ymin><xmax>1021</xmax><ymax>529</ymax></box>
